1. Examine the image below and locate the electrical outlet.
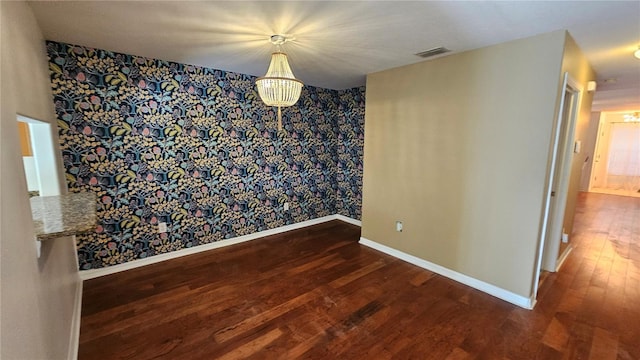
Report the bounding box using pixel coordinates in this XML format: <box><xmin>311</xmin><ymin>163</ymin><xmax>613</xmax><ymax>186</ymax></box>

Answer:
<box><xmin>284</xmin><ymin>202</ymin><xmax>289</xmax><ymax>211</ymax></box>
<box><xmin>396</xmin><ymin>221</ymin><xmax>403</xmax><ymax>232</ymax></box>
<box><xmin>562</xmin><ymin>233</ymin><xmax>569</xmax><ymax>243</ymax></box>
<box><xmin>158</xmin><ymin>222</ymin><xmax>167</xmax><ymax>233</ymax></box>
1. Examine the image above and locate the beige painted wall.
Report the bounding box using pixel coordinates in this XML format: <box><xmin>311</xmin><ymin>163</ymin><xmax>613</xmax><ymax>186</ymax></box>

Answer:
<box><xmin>558</xmin><ymin>34</ymin><xmax>596</xmax><ymax>251</ymax></box>
<box><xmin>361</xmin><ymin>31</ymin><xmax>567</xmax><ymax>298</ymax></box>
<box><xmin>1</xmin><ymin>2</ymin><xmax>80</xmax><ymax>359</ymax></box>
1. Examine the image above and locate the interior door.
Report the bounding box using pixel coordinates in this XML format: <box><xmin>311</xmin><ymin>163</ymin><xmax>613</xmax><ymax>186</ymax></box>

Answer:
<box><xmin>535</xmin><ymin>72</ymin><xmax>581</xmax><ymax>293</ymax></box>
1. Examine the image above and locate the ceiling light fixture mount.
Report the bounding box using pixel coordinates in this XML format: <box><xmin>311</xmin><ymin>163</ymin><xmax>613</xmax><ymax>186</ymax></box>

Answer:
<box><xmin>256</xmin><ymin>34</ymin><xmax>303</xmax><ymax>131</ymax></box>
<box><xmin>270</xmin><ymin>34</ymin><xmax>287</xmax><ymax>46</ymax></box>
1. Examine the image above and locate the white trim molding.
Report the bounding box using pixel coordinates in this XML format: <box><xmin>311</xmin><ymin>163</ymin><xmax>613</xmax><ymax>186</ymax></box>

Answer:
<box><xmin>79</xmin><ymin>214</ymin><xmax>361</xmax><ymax>280</ymax></box>
<box><xmin>334</xmin><ymin>214</ymin><xmax>362</xmax><ymax>227</ymax></box>
<box><xmin>555</xmin><ymin>245</ymin><xmax>573</xmax><ymax>272</ymax></box>
<box><xmin>359</xmin><ymin>237</ymin><xmax>534</xmax><ymax>309</ymax></box>
<box><xmin>68</xmin><ymin>281</ymin><xmax>83</xmax><ymax>360</ymax></box>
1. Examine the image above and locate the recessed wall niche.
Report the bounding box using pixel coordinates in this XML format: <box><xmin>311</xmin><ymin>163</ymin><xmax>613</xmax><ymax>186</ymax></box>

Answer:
<box><xmin>17</xmin><ymin>115</ymin><xmax>62</xmax><ymax>197</ymax></box>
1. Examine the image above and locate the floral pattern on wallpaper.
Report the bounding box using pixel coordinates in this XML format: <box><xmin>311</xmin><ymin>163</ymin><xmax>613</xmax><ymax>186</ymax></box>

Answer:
<box><xmin>335</xmin><ymin>88</ymin><xmax>365</xmax><ymax>217</ymax></box>
<box><xmin>46</xmin><ymin>41</ymin><xmax>364</xmax><ymax>269</ymax></box>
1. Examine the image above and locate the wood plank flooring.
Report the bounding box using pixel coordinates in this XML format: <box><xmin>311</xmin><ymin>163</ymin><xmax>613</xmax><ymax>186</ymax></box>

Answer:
<box><xmin>79</xmin><ymin>192</ymin><xmax>640</xmax><ymax>359</ymax></box>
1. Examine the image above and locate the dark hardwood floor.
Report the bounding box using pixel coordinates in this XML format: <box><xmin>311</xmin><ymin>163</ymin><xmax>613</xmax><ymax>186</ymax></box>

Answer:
<box><xmin>79</xmin><ymin>192</ymin><xmax>640</xmax><ymax>359</ymax></box>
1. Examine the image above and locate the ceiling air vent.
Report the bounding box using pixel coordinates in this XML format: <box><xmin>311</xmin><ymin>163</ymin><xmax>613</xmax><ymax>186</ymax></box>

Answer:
<box><xmin>415</xmin><ymin>47</ymin><xmax>450</xmax><ymax>58</ymax></box>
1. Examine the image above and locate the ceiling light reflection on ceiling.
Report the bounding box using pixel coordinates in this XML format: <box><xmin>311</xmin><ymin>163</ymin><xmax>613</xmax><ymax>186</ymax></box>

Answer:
<box><xmin>634</xmin><ymin>46</ymin><xmax>640</xmax><ymax>60</ymax></box>
<box><xmin>256</xmin><ymin>35</ymin><xmax>303</xmax><ymax>131</ymax></box>
<box><xmin>623</xmin><ymin>112</ymin><xmax>640</xmax><ymax>122</ymax></box>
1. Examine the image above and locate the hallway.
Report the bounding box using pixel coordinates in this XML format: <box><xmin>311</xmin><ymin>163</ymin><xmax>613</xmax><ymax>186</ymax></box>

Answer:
<box><xmin>532</xmin><ymin>192</ymin><xmax>640</xmax><ymax>359</ymax></box>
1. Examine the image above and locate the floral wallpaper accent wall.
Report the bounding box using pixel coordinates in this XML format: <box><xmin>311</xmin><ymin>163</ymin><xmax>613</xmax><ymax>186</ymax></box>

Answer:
<box><xmin>46</xmin><ymin>41</ymin><xmax>364</xmax><ymax>269</ymax></box>
<box><xmin>335</xmin><ymin>88</ymin><xmax>365</xmax><ymax>218</ymax></box>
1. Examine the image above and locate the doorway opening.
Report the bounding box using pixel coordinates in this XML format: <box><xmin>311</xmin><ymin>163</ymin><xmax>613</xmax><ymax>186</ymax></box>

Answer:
<box><xmin>17</xmin><ymin>114</ymin><xmax>62</xmax><ymax>197</ymax></box>
<box><xmin>589</xmin><ymin>111</ymin><xmax>640</xmax><ymax>198</ymax></box>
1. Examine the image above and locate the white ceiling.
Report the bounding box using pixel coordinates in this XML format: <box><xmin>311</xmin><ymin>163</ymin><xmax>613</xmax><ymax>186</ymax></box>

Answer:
<box><xmin>29</xmin><ymin>1</ymin><xmax>640</xmax><ymax>111</ymax></box>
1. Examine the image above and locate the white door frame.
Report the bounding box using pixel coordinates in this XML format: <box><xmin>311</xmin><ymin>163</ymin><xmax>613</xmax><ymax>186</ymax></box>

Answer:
<box><xmin>588</xmin><ymin>112</ymin><xmax>607</xmax><ymax>191</ymax></box>
<box><xmin>533</xmin><ymin>72</ymin><xmax>582</xmax><ymax>297</ymax></box>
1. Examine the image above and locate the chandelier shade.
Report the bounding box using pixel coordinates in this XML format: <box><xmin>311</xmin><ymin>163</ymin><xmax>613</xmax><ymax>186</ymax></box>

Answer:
<box><xmin>256</xmin><ymin>52</ymin><xmax>303</xmax><ymax>107</ymax></box>
<box><xmin>256</xmin><ymin>50</ymin><xmax>303</xmax><ymax>130</ymax></box>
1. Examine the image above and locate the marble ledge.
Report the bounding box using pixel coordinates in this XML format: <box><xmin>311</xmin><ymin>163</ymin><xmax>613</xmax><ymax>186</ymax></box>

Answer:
<box><xmin>30</xmin><ymin>192</ymin><xmax>97</xmax><ymax>241</ymax></box>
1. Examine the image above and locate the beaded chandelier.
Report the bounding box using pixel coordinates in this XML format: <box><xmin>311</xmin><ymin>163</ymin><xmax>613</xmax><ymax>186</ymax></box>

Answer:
<box><xmin>256</xmin><ymin>35</ymin><xmax>303</xmax><ymax>130</ymax></box>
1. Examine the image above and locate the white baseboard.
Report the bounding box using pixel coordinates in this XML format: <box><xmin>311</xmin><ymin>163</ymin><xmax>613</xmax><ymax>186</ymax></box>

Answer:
<box><xmin>68</xmin><ymin>280</ymin><xmax>83</xmax><ymax>360</ymax></box>
<box><xmin>555</xmin><ymin>244</ymin><xmax>573</xmax><ymax>272</ymax></box>
<box><xmin>334</xmin><ymin>214</ymin><xmax>362</xmax><ymax>227</ymax></box>
<box><xmin>358</xmin><ymin>237</ymin><xmax>534</xmax><ymax>309</ymax></box>
<box><xmin>80</xmin><ymin>214</ymin><xmax>361</xmax><ymax>280</ymax></box>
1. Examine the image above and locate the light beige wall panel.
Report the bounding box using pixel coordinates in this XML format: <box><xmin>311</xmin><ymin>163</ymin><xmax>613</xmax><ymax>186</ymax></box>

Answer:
<box><xmin>1</xmin><ymin>2</ymin><xmax>80</xmax><ymax>359</ymax></box>
<box><xmin>362</xmin><ymin>31</ymin><xmax>566</xmax><ymax>298</ymax></box>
